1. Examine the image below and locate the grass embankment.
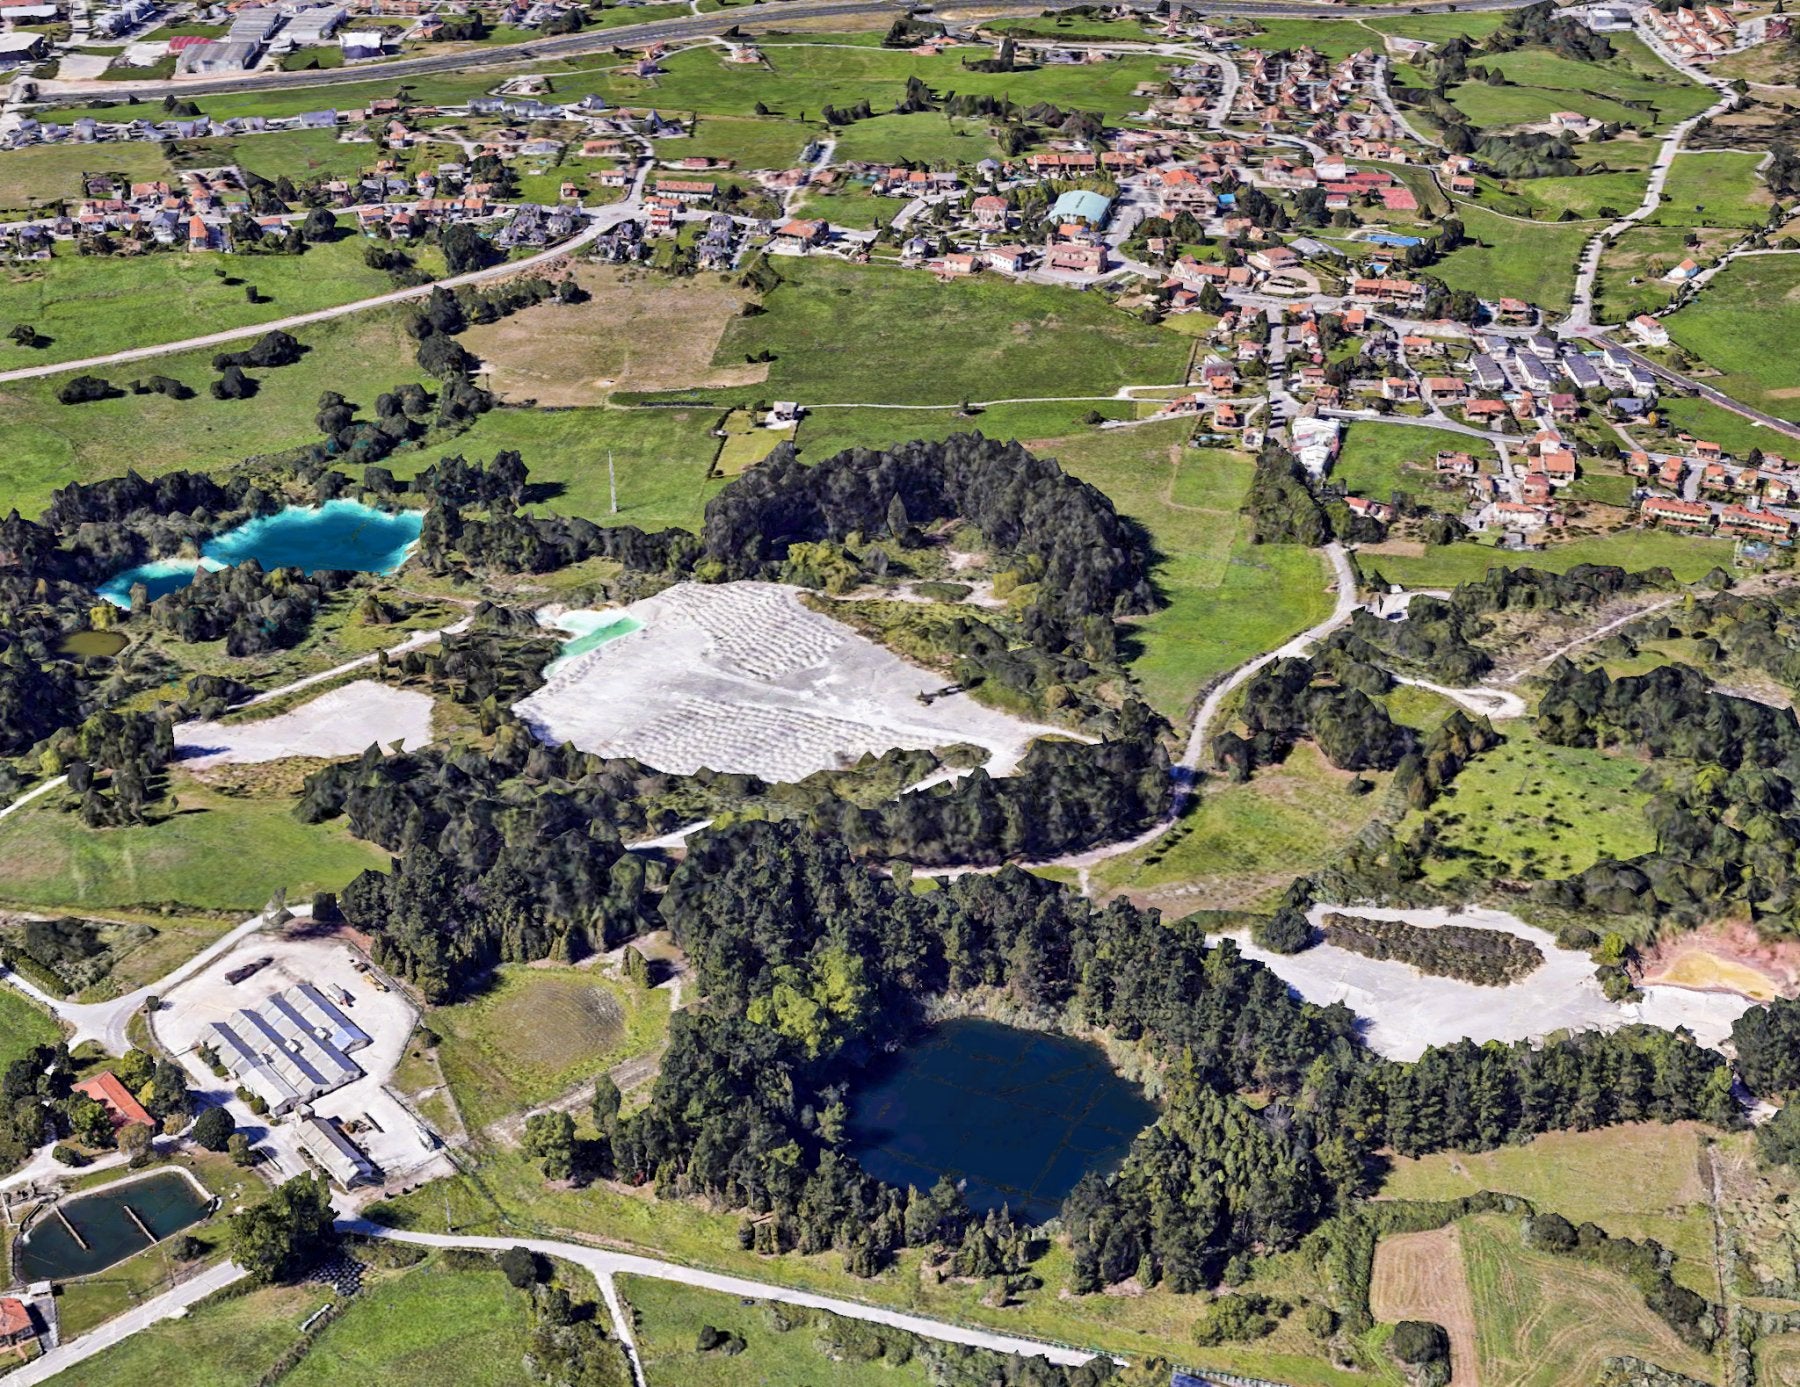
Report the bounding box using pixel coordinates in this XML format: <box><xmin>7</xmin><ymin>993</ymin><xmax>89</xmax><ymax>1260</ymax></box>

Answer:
<box><xmin>0</xmin><ymin>772</ymin><xmax>386</xmax><ymax>916</ymax></box>
<box><xmin>1093</xmin><ymin>744</ymin><xmax>1391</xmax><ymax>913</ymax></box>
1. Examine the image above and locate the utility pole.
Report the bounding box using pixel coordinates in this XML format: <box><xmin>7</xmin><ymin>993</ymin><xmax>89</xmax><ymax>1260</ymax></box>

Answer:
<box><xmin>608</xmin><ymin>450</ymin><xmax>618</xmax><ymax>515</ymax></box>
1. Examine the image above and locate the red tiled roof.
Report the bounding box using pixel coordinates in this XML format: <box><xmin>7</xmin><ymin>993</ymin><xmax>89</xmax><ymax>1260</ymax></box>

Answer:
<box><xmin>0</xmin><ymin>1299</ymin><xmax>29</xmax><ymax>1340</ymax></box>
<box><xmin>75</xmin><ymin>1072</ymin><xmax>154</xmax><ymax>1130</ymax></box>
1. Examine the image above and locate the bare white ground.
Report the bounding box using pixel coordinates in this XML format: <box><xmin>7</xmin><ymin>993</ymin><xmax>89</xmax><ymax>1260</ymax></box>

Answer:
<box><xmin>174</xmin><ymin>680</ymin><xmax>435</xmax><ymax>767</ymax></box>
<box><xmin>513</xmin><ymin>581</ymin><xmax>1062</xmax><ymax>783</ymax></box>
<box><xmin>1221</xmin><ymin>903</ymin><xmax>1755</xmax><ymax>1061</ymax></box>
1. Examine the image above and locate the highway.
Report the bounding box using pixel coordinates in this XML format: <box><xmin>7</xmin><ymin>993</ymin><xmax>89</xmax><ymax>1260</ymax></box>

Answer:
<box><xmin>32</xmin><ymin>0</ymin><xmax>1538</xmax><ymax>106</ymax></box>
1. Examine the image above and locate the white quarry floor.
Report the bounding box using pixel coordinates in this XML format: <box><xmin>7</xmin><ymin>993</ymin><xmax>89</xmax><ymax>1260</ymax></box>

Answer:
<box><xmin>513</xmin><ymin>581</ymin><xmax>1063</xmax><ymax>783</ymax></box>
<box><xmin>174</xmin><ymin>681</ymin><xmax>435</xmax><ymax>767</ymax></box>
<box><xmin>1221</xmin><ymin>904</ymin><xmax>1755</xmax><ymax>1061</ymax></box>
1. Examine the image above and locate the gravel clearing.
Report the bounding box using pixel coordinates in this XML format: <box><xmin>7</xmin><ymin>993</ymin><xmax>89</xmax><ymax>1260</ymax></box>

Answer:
<box><xmin>174</xmin><ymin>680</ymin><xmax>435</xmax><ymax>768</ymax></box>
<box><xmin>514</xmin><ymin>581</ymin><xmax>1063</xmax><ymax>783</ymax></box>
<box><xmin>1222</xmin><ymin>904</ymin><xmax>1756</xmax><ymax>1061</ymax></box>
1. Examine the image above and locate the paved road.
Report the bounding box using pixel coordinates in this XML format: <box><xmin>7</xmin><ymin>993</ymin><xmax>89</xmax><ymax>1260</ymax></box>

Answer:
<box><xmin>338</xmin><ymin>1220</ymin><xmax>1105</xmax><ymax>1371</ymax></box>
<box><xmin>14</xmin><ymin>1259</ymin><xmax>248</xmax><ymax>1387</ymax></box>
<box><xmin>31</xmin><ymin>0</ymin><xmax>1540</xmax><ymax>106</ymax></box>
<box><xmin>0</xmin><ymin>205</ymin><xmax>629</xmax><ymax>385</ymax></box>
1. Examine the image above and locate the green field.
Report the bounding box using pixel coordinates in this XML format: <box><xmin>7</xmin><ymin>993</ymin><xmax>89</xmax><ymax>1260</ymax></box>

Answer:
<box><xmin>1045</xmin><ymin>424</ymin><xmax>1334</xmax><ymax>726</ymax></box>
<box><xmin>1647</xmin><ymin>393</ymin><xmax>1790</xmax><ymax>458</ymax></box>
<box><xmin>1449</xmin><ymin>40</ymin><xmax>1713</xmax><ymax>133</ymax></box>
<box><xmin>1507</xmin><ymin>169</ymin><xmax>1648</xmax><ymax>221</ymax></box>
<box><xmin>68</xmin><ymin>1256</ymin><xmax>538</xmax><ymax>1387</ymax></box>
<box><xmin>0</xmin><ymin>307</ymin><xmax>422</xmax><ymax>517</ymax></box>
<box><xmin>1333</xmin><ymin>423</ymin><xmax>1492</xmax><ymax>502</ymax></box>
<box><xmin>0</xmin><ymin>140</ymin><xmax>173</xmax><ymax>213</ymax></box>
<box><xmin>0</xmin><ymin>773</ymin><xmax>387</xmax><ymax>915</ymax></box>
<box><xmin>681</xmin><ymin>113</ymin><xmax>815</xmax><ymax>171</ymax></box>
<box><xmin>1093</xmin><ymin>743</ymin><xmax>1390</xmax><ymax>912</ymax></box>
<box><xmin>1432</xmin><ymin>204</ymin><xmax>1589</xmax><ymax>311</ymax></box>
<box><xmin>1594</xmin><ymin>224</ymin><xmax>1735</xmax><ymax>325</ymax></box>
<box><xmin>1403</xmin><ymin>724</ymin><xmax>1658</xmax><ymax>884</ymax></box>
<box><xmin>622</xmin><ymin>1275</ymin><xmax>933</xmax><ymax>1387</ymax></box>
<box><xmin>1666</xmin><ymin>254</ymin><xmax>1800</xmax><ymax>421</ymax></box>
<box><xmin>1354</xmin><ymin>525</ymin><xmax>1738</xmax><ymax>589</ymax></box>
<box><xmin>0</xmin><ymin>983</ymin><xmax>63</xmax><ymax>1067</ymax></box>
<box><xmin>1649</xmin><ymin>151</ymin><xmax>1775</xmax><ymax>230</ymax></box>
<box><xmin>674</xmin><ymin>258</ymin><xmax>1192</xmax><ymax>408</ymax></box>
<box><xmin>170</xmin><ymin>128</ymin><xmax>376</xmax><ymax>186</ymax></box>
<box><xmin>0</xmin><ymin>233</ymin><xmax>437</xmax><ymax>367</ymax></box>
<box><xmin>429</xmin><ymin>964</ymin><xmax>670</xmax><ymax>1131</ymax></box>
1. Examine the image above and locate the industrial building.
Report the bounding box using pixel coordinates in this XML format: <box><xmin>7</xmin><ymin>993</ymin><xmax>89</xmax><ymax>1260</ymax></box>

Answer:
<box><xmin>209</xmin><ymin>983</ymin><xmax>371</xmax><ymax>1116</ymax></box>
<box><xmin>295</xmin><ymin>1114</ymin><xmax>376</xmax><ymax>1187</ymax></box>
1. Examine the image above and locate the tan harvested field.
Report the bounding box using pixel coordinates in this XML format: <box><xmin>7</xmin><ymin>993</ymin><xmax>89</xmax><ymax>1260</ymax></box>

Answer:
<box><xmin>461</xmin><ymin>265</ymin><xmax>768</xmax><ymax>405</ymax></box>
<box><xmin>1372</xmin><ymin>1226</ymin><xmax>1481</xmax><ymax>1386</ymax></box>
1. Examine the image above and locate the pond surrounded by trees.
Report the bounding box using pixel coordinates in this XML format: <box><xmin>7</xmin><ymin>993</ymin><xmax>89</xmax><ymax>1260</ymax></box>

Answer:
<box><xmin>846</xmin><ymin>1018</ymin><xmax>1156</xmax><ymax>1222</ymax></box>
<box><xmin>98</xmin><ymin>499</ymin><xmax>423</xmax><ymax>607</ymax></box>
<box><xmin>14</xmin><ymin>1169</ymin><xmax>212</xmax><ymax>1281</ymax></box>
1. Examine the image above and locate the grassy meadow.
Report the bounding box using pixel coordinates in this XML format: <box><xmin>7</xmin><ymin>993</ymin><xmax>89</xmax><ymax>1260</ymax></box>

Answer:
<box><xmin>1666</xmin><ymin>254</ymin><xmax>1800</xmax><ymax>422</ymax></box>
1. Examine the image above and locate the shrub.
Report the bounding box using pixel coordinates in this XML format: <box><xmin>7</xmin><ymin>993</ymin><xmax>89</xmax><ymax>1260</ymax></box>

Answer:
<box><xmin>190</xmin><ymin>1105</ymin><xmax>236</xmax><ymax>1152</ymax></box>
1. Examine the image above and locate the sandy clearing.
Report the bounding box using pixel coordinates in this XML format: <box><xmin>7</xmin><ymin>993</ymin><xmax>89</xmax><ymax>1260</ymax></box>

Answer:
<box><xmin>174</xmin><ymin>680</ymin><xmax>435</xmax><ymax>768</ymax></box>
<box><xmin>1221</xmin><ymin>904</ymin><xmax>1756</xmax><ymax>1060</ymax></box>
<box><xmin>514</xmin><ymin>581</ymin><xmax>1064</xmax><ymax>783</ymax></box>
<box><xmin>1371</xmin><ymin>1225</ymin><xmax>1481</xmax><ymax>1386</ymax></box>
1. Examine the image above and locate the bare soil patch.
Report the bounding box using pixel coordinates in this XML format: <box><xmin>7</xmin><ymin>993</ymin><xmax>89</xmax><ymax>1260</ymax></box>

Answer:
<box><xmin>462</xmin><ymin>264</ymin><xmax>769</xmax><ymax>405</ymax></box>
<box><xmin>1640</xmin><ymin>920</ymin><xmax>1800</xmax><ymax>1001</ymax></box>
<box><xmin>1372</xmin><ymin>1225</ymin><xmax>1481</xmax><ymax>1386</ymax></box>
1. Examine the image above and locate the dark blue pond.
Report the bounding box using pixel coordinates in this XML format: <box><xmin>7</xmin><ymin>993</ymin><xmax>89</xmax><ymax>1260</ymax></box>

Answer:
<box><xmin>847</xmin><ymin>1018</ymin><xmax>1156</xmax><ymax>1222</ymax></box>
<box><xmin>98</xmin><ymin>500</ymin><xmax>423</xmax><ymax>607</ymax></box>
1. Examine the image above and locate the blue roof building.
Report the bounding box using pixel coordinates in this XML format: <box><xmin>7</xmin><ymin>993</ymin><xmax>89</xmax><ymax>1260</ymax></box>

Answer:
<box><xmin>1050</xmin><ymin>188</ymin><xmax>1112</xmax><ymax>226</ymax></box>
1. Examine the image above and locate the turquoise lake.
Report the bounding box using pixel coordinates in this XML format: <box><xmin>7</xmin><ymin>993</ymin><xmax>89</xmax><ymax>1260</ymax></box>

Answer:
<box><xmin>98</xmin><ymin>500</ymin><xmax>423</xmax><ymax>607</ymax></box>
<box><xmin>847</xmin><ymin>1018</ymin><xmax>1156</xmax><ymax>1222</ymax></box>
<box><xmin>543</xmin><ymin>610</ymin><xmax>645</xmax><ymax>674</ymax></box>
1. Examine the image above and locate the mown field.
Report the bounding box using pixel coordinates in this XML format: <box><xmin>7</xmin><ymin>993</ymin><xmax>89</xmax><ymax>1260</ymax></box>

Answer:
<box><xmin>678</xmin><ymin>258</ymin><xmax>1194</xmax><ymax>408</ymax></box>
<box><xmin>1666</xmin><ymin>254</ymin><xmax>1800</xmax><ymax>421</ymax></box>
<box><xmin>0</xmin><ymin>772</ymin><xmax>387</xmax><ymax>915</ymax></box>
<box><xmin>1382</xmin><ymin>1123</ymin><xmax>1718</xmax><ymax>1297</ymax></box>
<box><xmin>1333</xmin><ymin>423</ymin><xmax>1492</xmax><ymax>503</ymax></box>
<box><xmin>1432</xmin><ymin>204</ymin><xmax>1589</xmax><ymax>312</ymax></box>
<box><xmin>1043</xmin><ymin>423</ymin><xmax>1334</xmax><ymax>726</ymax></box>
<box><xmin>1459</xmin><ymin>1214</ymin><xmax>1718</xmax><ymax>1387</ymax></box>
<box><xmin>1649</xmin><ymin>152</ymin><xmax>1775</xmax><ymax>230</ymax></box>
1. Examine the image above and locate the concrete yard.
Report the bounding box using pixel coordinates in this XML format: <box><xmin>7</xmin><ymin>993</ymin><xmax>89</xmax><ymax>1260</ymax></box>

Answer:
<box><xmin>154</xmin><ymin>932</ymin><xmax>444</xmax><ymax>1189</ymax></box>
<box><xmin>513</xmin><ymin>581</ymin><xmax>1063</xmax><ymax>783</ymax></box>
<box><xmin>1224</xmin><ymin>904</ymin><xmax>1755</xmax><ymax>1061</ymax></box>
<box><xmin>173</xmin><ymin>680</ymin><xmax>435</xmax><ymax>768</ymax></box>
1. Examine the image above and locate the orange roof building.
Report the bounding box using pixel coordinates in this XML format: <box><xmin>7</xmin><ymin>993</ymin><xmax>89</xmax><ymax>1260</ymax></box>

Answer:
<box><xmin>74</xmin><ymin>1072</ymin><xmax>154</xmax><ymax>1131</ymax></box>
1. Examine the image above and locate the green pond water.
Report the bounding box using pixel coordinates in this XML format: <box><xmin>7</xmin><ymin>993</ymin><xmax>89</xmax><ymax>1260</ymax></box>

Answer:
<box><xmin>55</xmin><ymin>630</ymin><xmax>129</xmax><ymax>658</ymax></box>
<box><xmin>847</xmin><ymin>1018</ymin><xmax>1156</xmax><ymax>1222</ymax></box>
<box><xmin>14</xmin><ymin>1170</ymin><xmax>212</xmax><ymax>1281</ymax></box>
